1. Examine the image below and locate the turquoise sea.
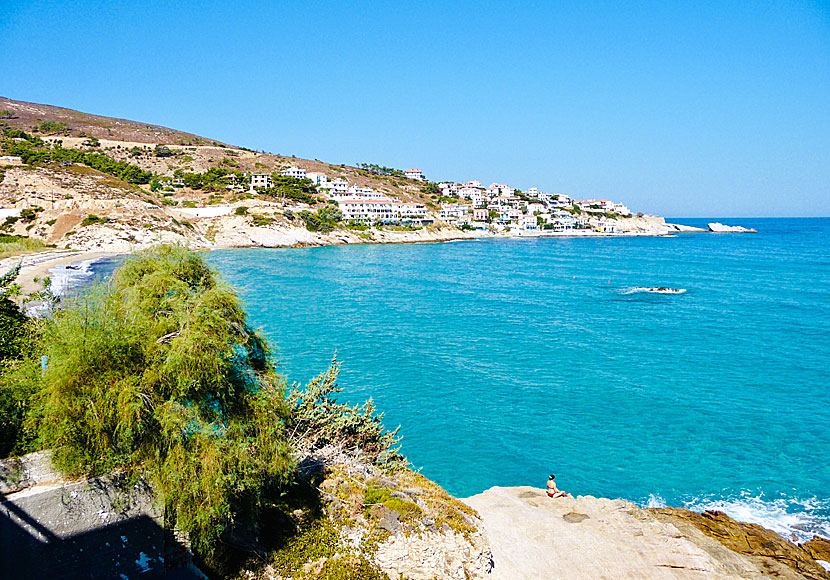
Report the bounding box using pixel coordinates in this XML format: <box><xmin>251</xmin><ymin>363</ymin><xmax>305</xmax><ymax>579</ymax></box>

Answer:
<box><xmin>164</xmin><ymin>219</ymin><xmax>830</xmax><ymax>539</ymax></box>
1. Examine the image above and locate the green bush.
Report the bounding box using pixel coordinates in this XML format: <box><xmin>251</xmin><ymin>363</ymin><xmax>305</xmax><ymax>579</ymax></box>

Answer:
<box><xmin>17</xmin><ymin>246</ymin><xmax>293</xmax><ymax>551</ymax></box>
<box><xmin>234</xmin><ymin>206</ymin><xmax>248</xmax><ymax>215</ymax></box>
<box><xmin>81</xmin><ymin>214</ymin><xmax>107</xmax><ymax>227</ymax></box>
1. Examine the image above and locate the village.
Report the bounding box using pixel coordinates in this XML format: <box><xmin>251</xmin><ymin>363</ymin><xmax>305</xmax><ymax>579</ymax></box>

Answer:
<box><xmin>247</xmin><ymin>165</ymin><xmax>636</xmax><ymax>234</ymax></box>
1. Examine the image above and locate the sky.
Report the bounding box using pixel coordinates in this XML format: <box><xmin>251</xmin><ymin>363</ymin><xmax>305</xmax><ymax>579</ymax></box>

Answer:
<box><xmin>1</xmin><ymin>1</ymin><xmax>828</xmax><ymax>217</ymax></box>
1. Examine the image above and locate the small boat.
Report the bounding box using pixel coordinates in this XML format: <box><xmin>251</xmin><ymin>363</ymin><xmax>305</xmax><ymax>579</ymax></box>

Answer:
<box><xmin>632</xmin><ymin>287</ymin><xmax>686</xmax><ymax>294</ymax></box>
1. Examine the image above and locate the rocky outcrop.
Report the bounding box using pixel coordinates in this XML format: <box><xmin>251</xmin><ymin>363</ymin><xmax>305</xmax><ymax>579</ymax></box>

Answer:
<box><xmin>464</xmin><ymin>486</ymin><xmax>829</xmax><ymax>580</ymax></box>
<box><xmin>708</xmin><ymin>222</ymin><xmax>758</xmax><ymax>233</ymax></box>
<box><xmin>250</xmin><ymin>445</ymin><xmax>493</xmax><ymax>580</ymax></box>
<box><xmin>653</xmin><ymin>508</ymin><xmax>830</xmax><ymax>580</ymax></box>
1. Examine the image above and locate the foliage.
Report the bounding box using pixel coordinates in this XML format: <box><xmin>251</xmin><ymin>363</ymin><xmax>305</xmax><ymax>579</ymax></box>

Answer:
<box><xmin>81</xmin><ymin>214</ymin><xmax>108</xmax><ymax>227</ymax></box>
<box><xmin>0</xmin><ymin>264</ymin><xmax>40</xmax><ymax>457</ymax></box>
<box><xmin>299</xmin><ymin>206</ymin><xmax>341</xmax><ymax>233</ymax></box>
<box><xmin>363</xmin><ymin>482</ymin><xmax>422</xmax><ymax>521</ymax></box>
<box><xmin>234</xmin><ymin>206</ymin><xmax>248</xmax><ymax>215</ymax></box>
<box><xmin>257</xmin><ymin>176</ymin><xmax>319</xmax><ymax>204</ymax></box>
<box><xmin>268</xmin><ymin>517</ymin><xmax>389</xmax><ymax>580</ymax></box>
<box><xmin>420</xmin><ymin>182</ymin><xmax>440</xmax><ymax>195</ymax></box>
<box><xmin>0</xmin><ymin>235</ymin><xmax>50</xmax><ymax>259</ymax></box>
<box><xmin>2</xmin><ymin>140</ymin><xmax>154</xmax><ymax>184</ymax></box>
<box><xmin>33</xmin><ymin>120</ymin><xmax>70</xmax><ymax>135</ymax></box>
<box><xmin>286</xmin><ymin>357</ymin><xmax>406</xmax><ymax>468</ymax></box>
<box><xmin>154</xmin><ymin>144</ymin><xmax>175</xmax><ymax>158</ymax></box>
<box><xmin>18</xmin><ymin>246</ymin><xmax>293</xmax><ymax>551</ymax></box>
<box><xmin>2</xmin><ymin>126</ymin><xmax>43</xmax><ymax>146</ymax></box>
<box><xmin>173</xmin><ymin>167</ymin><xmax>243</xmax><ymax>191</ymax></box>
<box><xmin>357</xmin><ymin>163</ymin><xmax>405</xmax><ymax>178</ymax></box>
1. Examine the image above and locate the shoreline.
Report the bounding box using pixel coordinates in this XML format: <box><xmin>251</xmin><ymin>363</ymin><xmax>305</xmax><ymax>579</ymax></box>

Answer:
<box><xmin>2</xmin><ymin>222</ymin><xmax>707</xmax><ymax>294</ymax></box>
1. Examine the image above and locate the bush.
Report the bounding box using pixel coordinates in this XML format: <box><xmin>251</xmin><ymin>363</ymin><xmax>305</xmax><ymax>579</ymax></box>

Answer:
<box><xmin>299</xmin><ymin>206</ymin><xmax>341</xmax><ymax>233</ymax></box>
<box><xmin>234</xmin><ymin>206</ymin><xmax>248</xmax><ymax>215</ymax></box>
<box><xmin>81</xmin><ymin>214</ymin><xmax>107</xmax><ymax>227</ymax></box>
<box><xmin>16</xmin><ymin>246</ymin><xmax>294</xmax><ymax>551</ymax></box>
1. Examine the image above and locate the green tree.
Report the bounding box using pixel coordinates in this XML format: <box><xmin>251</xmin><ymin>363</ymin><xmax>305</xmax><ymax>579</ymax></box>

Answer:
<box><xmin>22</xmin><ymin>246</ymin><xmax>293</xmax><ymax>550</ymax></box>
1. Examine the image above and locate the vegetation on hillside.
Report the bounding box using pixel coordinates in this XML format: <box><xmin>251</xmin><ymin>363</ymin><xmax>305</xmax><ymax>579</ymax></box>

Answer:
<box><xmin>0</xmin><ymin>246</ymin><xmax>405</xmax><ymax>566</ymax></box>
<box><xmin>257</xmin><ymin>175</ymin><xmax>320</xmax><ymax>204</ymax></box>
<box><xmin>0</xmin><ymin>234</ymin><xmax>51</xmax><ymax>259</ymax></box>
<box><xmin>357</xmin><ymin>163</ymin><xmax>405</xmax><ymax>178</ymax></box>
<box><xmin>2</xmin><ymin>128</ymin><xmax>154</xmax><ymax>185</ymax></box>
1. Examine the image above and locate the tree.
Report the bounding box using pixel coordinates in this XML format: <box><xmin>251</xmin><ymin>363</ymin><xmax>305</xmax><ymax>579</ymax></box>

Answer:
<box><xmin>23</xmin><ymin>246</ymin><xmax>293</xmax><ymax>550</ymax></box>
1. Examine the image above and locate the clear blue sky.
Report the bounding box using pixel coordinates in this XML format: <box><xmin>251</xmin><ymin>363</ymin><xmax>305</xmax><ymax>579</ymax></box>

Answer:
<box><xmin>2</xmin><ymin>1</ymin><xmax>828</xmax><ymax>217</ymax></box>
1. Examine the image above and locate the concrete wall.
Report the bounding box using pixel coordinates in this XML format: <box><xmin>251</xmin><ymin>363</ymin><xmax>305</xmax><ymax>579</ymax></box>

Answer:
<box><xmin>0</xmin><ymin>451</ymin><xmax>196</xmax><ymax>579</ymax></box>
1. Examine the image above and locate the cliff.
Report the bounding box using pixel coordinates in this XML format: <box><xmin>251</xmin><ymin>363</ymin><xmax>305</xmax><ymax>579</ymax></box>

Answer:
<box><xmin>464</xmin><ymin>486</ymin><xmax>830</xmax><ymax>580</ymax></box>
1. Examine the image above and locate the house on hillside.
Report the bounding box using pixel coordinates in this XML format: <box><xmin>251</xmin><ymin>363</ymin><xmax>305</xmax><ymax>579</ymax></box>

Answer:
<box><xmin>306</xmin><ymin>172</ymin><xmax>328</xmax><ymax>186</ymax></box>
<box><xmin>320</xmin><ymin>178</ymin><xmax>349</xmax><ymax>195</ymax></box>
<box><xmin>405</xmin><ymin>168</ymin><xmax>425</xmax><ymax>181</ymax></box>
<box><xmin>250</xmin><ymin>173</ymin><xmax>272</xmax><ymax>191</ymax></box>
<box><xmin>280</xmin><ymin>166</ymin><xmax>307</xmax><ymax>179</ymax></box>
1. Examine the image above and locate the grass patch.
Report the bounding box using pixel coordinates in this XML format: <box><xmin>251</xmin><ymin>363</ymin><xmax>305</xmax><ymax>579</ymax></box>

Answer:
<box><xmin>363</xmin><ymin>483</ymin><xmax>423</xmax><ymax>523</ymax></box>
<box><xmin>81</xmin><ymin>214</ymin><xmax>108</xmax><ymax>227</ymax></box>
<box><xmin>0</xmin><ymin>235</ymin><xmax>51</xmax><ymax>259</ymax></box>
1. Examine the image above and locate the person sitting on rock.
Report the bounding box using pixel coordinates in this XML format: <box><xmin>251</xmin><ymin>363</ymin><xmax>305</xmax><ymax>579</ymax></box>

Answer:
<box><xmin>547</xmin><ymin>474</ymin><xmax>570</xmax><ymax>498</ymax></box>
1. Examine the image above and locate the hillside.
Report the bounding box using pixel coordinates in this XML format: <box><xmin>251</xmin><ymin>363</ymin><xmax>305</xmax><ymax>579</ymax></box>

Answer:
<box><xmin>1</xmin><ymin>96</ymin><xmax>683</xmax><ymax>272</ymax></box>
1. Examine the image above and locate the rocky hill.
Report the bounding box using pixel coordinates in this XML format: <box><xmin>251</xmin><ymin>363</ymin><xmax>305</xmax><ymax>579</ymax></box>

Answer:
<box><xmin>1</xmin><ymin>97</ymin><xmax>684</xmax><ymax>261</ymax></box>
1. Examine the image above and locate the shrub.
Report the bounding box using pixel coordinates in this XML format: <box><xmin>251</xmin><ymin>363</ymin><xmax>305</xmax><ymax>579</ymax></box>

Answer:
<box><xmin>81</xmin><ymin>214</ymin><xmax>107</xmax><ymax>227</ymax></box>
<box><xmin>234</xmin><ymin>206</ymin><xmax>248</xmax><ymax>215</ymax></box>
<box><xmin>21</xmin><ymin>246</ymin><xmax>294</xmax><ymax>551</ymax></box>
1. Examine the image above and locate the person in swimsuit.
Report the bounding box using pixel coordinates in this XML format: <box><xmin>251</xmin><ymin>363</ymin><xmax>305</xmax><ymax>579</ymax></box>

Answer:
<box><xmin>546</xmin><ymin>474</ymin><xmax>569</xmax><ymax>498</ymax></box>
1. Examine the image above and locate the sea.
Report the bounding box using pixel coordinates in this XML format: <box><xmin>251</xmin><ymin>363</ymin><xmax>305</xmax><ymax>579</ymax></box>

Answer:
<box><xmin>86</xmin><ymin>218</ymin><xmax>829</xmax><ymax>541</ymax></box>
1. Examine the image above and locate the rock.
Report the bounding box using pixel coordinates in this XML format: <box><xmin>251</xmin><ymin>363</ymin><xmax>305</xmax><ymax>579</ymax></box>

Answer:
<box><xmin>804</xmin><ymin>536</ymin><xmax>830</xmax><ymax>563</ymax></box>
<box><xmin>465</xmin><ymin>486</ymin><xmax>829</xmax><ymax>580</ymax></box>
<box><xmin>653</xmin><ymin>508</ymin><xmax>830</xmax><ymax>580</ymax></box>
<box><xmin>708</xmin><ymin>222</ymin><xmax>758</xmax><ymax>233</ymax></box>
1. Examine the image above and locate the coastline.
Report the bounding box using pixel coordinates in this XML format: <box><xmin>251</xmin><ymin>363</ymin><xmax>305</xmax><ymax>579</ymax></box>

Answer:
<box><xmin>2</xmin><ymin>221</ymin><xmax>705</xmax><ymax>296</ymax></box>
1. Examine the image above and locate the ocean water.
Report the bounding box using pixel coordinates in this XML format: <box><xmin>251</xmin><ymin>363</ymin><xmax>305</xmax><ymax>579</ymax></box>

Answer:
<box><xmin>201</xmin><ymin>219</ymin><xmax>826</xmax><ymax>539</ymax></box>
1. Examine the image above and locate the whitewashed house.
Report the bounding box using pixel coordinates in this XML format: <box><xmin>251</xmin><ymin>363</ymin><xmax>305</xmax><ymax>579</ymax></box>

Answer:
<box><xmin>321</xmin><ymin>178</ymin><xmax>349</xmax><ymax>195</ymax></box>
<box><xmin>306</xmin><ymin>172</ymin><xmax>329</xmax><ymax>186</ymax></box>
<box><xmin>526</xmin><ymin>187</ymin><xmax>539</xmax><ymax>197</ymax></box>
<box><xmin>520</xmin><ymin>216</ymin><xmax>539</xmax><ymax>230</ymax></box>
<box><xmin>440</xmin><ymin>203</ymin><xmax>470</xmax><ymax>221</ymax></box>
<box><xmin>405</xmin><ymin>168</ymin><xmax>425</xmax><ymax>181</ymax></box>
<box><xmin>281</xmin><ymin>166</ymin><xmax>307</xmax><ymax>179</ymax></box>
<box><xmin>395</xmin><ymin>202</ymin><xmax>429</xmax><ymax>224</ymax></box>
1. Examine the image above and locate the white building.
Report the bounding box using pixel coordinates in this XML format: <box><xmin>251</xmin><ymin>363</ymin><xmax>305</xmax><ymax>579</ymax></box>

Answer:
<box><xmin>520</xmin><ymin>215</ymin><xmax>539</xmax><ymax>230</ymax></box>
<box><xmin>396</xmin><ymin>202</ymin><xmax>429</xmax><ymax>223</ymax></box>
<box><xmin>280</xmin><ymin>166</ymin><xmax>307</xmax><ymax>179</ymax></box>
<box><xmin>338</xmin><ymin>198</ymin><xmax>395</xmax><ymax>223</ymax></box>
<box><xmin>347</xmin><ymin>185</ymin><xmax>383</xmax><ymax>198</ymax></box>
<box><xmin>250</xmin><ymin>173</ymin><xmax>272</xmax><ymax>191</ymax></box>
<box><xmin>306</xmin><ymin>172</ymin><xmax>329</xmax><ymax>186</ymax></box>
<box><xmin>320</xmin><ymin>177</ymin><xmax>349</xmax><ymax>194</ymax></box>
<box><xmin>405</xmin><ymin>168</ymin><xmax>425</xmax><ymax>181</ymax></box>
<box><xmin>526</xmin><ymin>187</ymin><xmax>539</xmax><ymax>197</ymax></box>
<box><xmin>526</xmin><ymin>203</ymin><xmax>546</xmax><ymax>215</ymax></box>
<box><xmin>440</xmin><ymin>203</ymin><xmax>470</xmax><ymax>221</ymax></box>
<box><xmin>487</xmin><ymin>183</ymin><xmax>515</xmax><ymax>197</ymax></box>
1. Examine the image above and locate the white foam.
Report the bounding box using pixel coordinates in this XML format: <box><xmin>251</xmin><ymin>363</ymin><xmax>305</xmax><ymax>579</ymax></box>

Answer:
<box><xmin>680</xmin><ymin>492</ymin><xmax>830</xmax><ymax>543</ymax></box>
<box><xmin>48</xmin><ymin>255</ymin><xmax>114</xmax><ymax>297</ymax></box>
<box><xmin>645</xmin><ymin>494</ymin><xmax>667</xmax><ymax>508</ymax></box>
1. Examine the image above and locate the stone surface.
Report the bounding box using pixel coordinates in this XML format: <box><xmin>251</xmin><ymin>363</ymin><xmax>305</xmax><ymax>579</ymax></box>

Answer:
<box><xmin>0</xmin><ymin>452</ymin><xmax>191</xmax><ymax>579</ymax></box>
<box><xmin>653</xmin><ymin>508</ymin><xmax>830</xmax><ymax>580</ymax></box>
<box><xmin>464</xmin><ymin>486</ymin><xmax>828</xmax><ymax>580</ymax></box>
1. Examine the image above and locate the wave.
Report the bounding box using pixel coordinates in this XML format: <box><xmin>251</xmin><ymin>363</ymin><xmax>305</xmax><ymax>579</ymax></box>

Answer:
<box><xmin>639</xmin><ymin>491</ymin><xmax>830</xmax><ymax>542</ymax></box>
<box><xmin>620</xmin><ymin>287</ymin><xmax>687</xmax><ymax>295</ymax></box>
<box><xmin>48</xmin><ymin>255</ymin><xmax>117</xmax><ymax>297</ymax></box>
